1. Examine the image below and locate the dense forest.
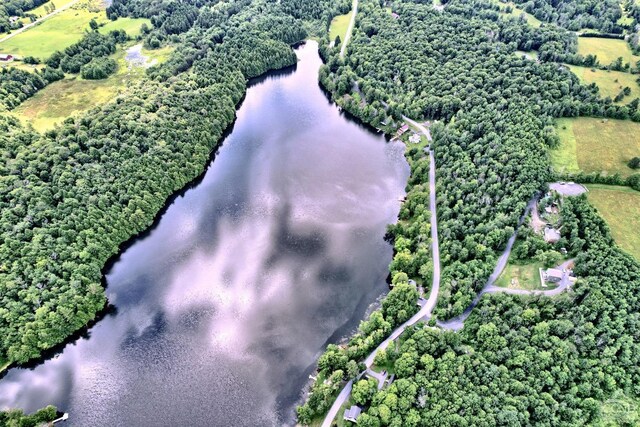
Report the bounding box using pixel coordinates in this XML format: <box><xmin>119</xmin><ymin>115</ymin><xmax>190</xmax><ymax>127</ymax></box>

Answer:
<box><xmin>507</xmin><ymin>0</ymin><xmax>624</xmax><ymax>33</ymax></box>
<box><xmin>320</xmin><ymin>0</ymin><xmax>638</xmax><ymax>317</ymax></box>
<box><xmin>0</xmin><ymin>0</ymin><xmax>306</xmax><ymax>367</ymax></box>
<box><xmin>1</xmin><ymin>0</ymin><xmax>640</xmax><ymax>424</ymax></box>
<box><xmin>299</xmin><ymin>0</ymin><xmax>640</xmax><ymax>424</ymax></box>
<box><xmin>342</xmin><ymin>197</ymin><xmax>640</xmax><ymax>426</ymax></box>
<box><xmin>0</xmin><ymin>67</ymin><xmax>63</xmax><ymax>110</ymax></box>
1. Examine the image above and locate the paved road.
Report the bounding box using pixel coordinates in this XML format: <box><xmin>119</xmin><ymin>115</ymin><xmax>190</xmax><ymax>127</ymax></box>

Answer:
<box><xmin>321</xmin><ymin>118</ymin><xmax>440</xmax><ymax>426</ymax></box>
<box><xmin>0</xmin><ymin>0</ymin><xmax>81</xmax><ymax>45</ymax></box>
<box><xmin>340</xmin><ymin>0</ymin><xmax>358</xmax><ymax>58</ymax></box>
<box><xmin>321</xmin><ymin>379</ymin><xmax>354</xmax><ymax>427</ymax></box>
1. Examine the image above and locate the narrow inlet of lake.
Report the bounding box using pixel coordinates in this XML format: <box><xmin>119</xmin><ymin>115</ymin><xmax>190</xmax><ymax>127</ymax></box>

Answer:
<box><xmin>0</xmin><ymin>41</ymin><xmax>409</xmax><ymax>426</ymax></box>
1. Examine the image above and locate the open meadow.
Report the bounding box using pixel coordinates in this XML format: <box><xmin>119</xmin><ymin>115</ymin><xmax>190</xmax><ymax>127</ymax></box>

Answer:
<box><xmin>576</xmin><ymin>37</ymin><xmax>640</xmax><ymax>66</ymax></box>
<box><xmin>491</xmin><ymin>0</ymin><xmax>541</xmax><ymax>27</ymax></box>
<box><xmin>587</xmin><ymin>185</ymin><xmax>640</xmax><ymax>260</ymax></box>
<box><xmin>0</xmin><ymin>0</ymin><xmax>149</xmax><ymax>59</ymax></box>
<box><xmin>568</xmin><ymin>65</ymin><xmax>639</xmax><ymax>102</ymax></box>
<box><xmin>11</xmin><ymin>44</ymin><xmax>172</xmax><ymax>131</ymax></box>
<box><xmin>329</xmin><ymin>10</ymin><xmax>352</xmax><ymax>47</ymax></box>
<box><xmin>552</xmin><ymin>118</ymin><xmax>640</xmax><ymax>177</ymax></box>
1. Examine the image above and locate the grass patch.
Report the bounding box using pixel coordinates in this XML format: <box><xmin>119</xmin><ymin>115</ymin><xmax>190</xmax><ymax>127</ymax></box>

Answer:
<box><xmin>515</xmin><ymin>50</ymin><xmax>538</xmax><ymax>60</ymax></box>
<box><xmin>551</xmin><ymin>118</ymin><xmax>580</xmax><ymax>174</ymax></box>
<box><xmin>99</xmin><ymin>16</ymin><xmax>150</xmax><ymax>37</ymax></box>
<box><xmin>329</xmin><ymin>11</ymin><xmax>352</xmax><ymax>47</ymax></box>
<box><xmin>576</xmin><ymin>37</ymin><xmax>640</xmax><ymax>67</ymax></box>
<box><xmin>495</xmin><ymin>261</ymin><xmax>550</xmax><ymax>291</ymax></box>
<box><xmin>0</xmin><ymin>0</ymin><xmax>79</xmax><ymax>35</ymax></box>
<box><xmin>596</xmin><ymin>391</ymin><xmax>640</xmax><ymax>426</ymax></box>
<box><xmin>11</xmin><ymin>43</ymin><xmax>172</xmax><ymax>131</ymax></box>
<box><xmin>0</xmin><ymin>0</ymin><xmax>149</xmax><ymax>60</ymax></box>
<box><xmin>490</xmin><ymin>0</ymin><xmax>541</xmax><ymax>27</ymax></box>
<box><xmin>587</xmin><ymin>185</ymin><xmax>640</xmax><ymax>260</ymax></box>
<box><xmin>552</xmin><ymin>117</ymin><xmax>640</xmax><ymax>177</ymax></box>
<box><xmin>568</xmin><ymin>65</ymin><xmax>639</xmax><ymax>103</ymax></box>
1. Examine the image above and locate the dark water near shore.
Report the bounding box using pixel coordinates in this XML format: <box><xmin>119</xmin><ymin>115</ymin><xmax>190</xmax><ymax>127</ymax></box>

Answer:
<box><xmin>0</xmin><ymin>41</ymin><xmax>409</xmax><ymax>426</ymax></box>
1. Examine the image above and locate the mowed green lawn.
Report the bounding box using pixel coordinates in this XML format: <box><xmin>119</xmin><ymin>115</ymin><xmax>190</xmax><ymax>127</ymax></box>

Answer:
<box><xmin>329</xmin><ymin>11</ymin><xmax>352</xmax><ymax>46</ymax></box>
<box><xmin>552</xmin><ymin>118</ymin><xmax>640</xmax><ymax>177</ymax></box>
<box><xmin>568</xmin><ymin>65</ymin><xmax>639</xmax><ymax>103</ymax></box>
<box><xmin>587</xmin><ymin>185</ymin><xmax>640</xmax><ymax>260</ymax></box>
<box><xmin>0</xmin><ymin>0</ymin><xmax>149</xmax><ymax>60</ymax></box>
<box><xmin>495</xmin><ymin>261</ymin><xmax>547</xmax><ymax>291</ymax></box>
<box><xmin>576</xmin><ymin>37</ymin><xmax>640</xmax><ymax>66</ymax></box>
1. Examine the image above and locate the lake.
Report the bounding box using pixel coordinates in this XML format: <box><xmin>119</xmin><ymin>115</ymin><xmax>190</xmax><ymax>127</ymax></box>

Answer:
<box><xmin>0</xmin><ymin>41</ymin><xmax>409</xmax><ymax>426</ymax></box>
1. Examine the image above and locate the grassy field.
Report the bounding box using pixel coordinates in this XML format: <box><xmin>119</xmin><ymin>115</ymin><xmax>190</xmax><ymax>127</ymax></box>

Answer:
<box><xmin>495</xmin><ymin>261</ymin><xmax>550</xmax><ymax>291</ymax></box>
<box><xmin>99</xmin><ymin>17</ymin><xmax>150</xmax><ymax>36</ymax></box>
<box><xmin>596</xmin><ymin>391</ymin><xmax>640</xmax><ymax>426</ymax></box>
<box><xmin>0</xmin><ymin>0</ymin><xmax>149</xmax><ymax>60</ymax></box>
<box><xmin>568</xmin><ymin>65</ymin><xmax>639</xmax><ymax>103</ymax></box>
<box><xmin>515</xmin><ymin>50</ymin><xmax>538</xmax><ymax>60</ymax></box>
<box><xmin>329</xmin><ymin>11</ymin><xmax>352</xmax><ymax>47</ymax></box>
<box><xmin>552</xmin><ymin>118</ymin><xmax>640</xmax><ymax>177</ymax></box>
<box><xmin>12</xmin><ymin>44</ymin><xmax>172</xmax><ymax>131</ymax></box>
<box><xmin>491</xmin><ymin>0</ymin><xmax>541</xmax><ymax>27</ymax></box>
<box><xmin>576</xmin><ymin>37</ymin><xmax>640</xmax><ymax>66</ymax></box>
<box><xmin>587</xmin><ymin>185</ymin><xmax>640</xmax><ymax>260</ymax></box>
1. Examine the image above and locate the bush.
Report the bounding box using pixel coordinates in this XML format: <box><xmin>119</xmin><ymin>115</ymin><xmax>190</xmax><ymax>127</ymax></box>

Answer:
<box><xmin>80</xmin><ymin>57</ymin><xmax>117</xmax><ymax>80</ymax></box>
<box><xmin>629</xmin><ymin>157</ymin><xmax>640</xmax><ymax>170</ymax></box>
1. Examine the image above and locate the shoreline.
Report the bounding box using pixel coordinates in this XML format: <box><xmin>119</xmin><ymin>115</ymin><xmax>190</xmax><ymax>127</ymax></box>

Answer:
<box><xmin>0</xmin><ymin>38</ymin><xmax>386</xmax><ymax>383</ymax></box>
<box><xmin>0</xmin><ymin>43</ymin><xmax>303</xmax><ymax>378</ymax></box>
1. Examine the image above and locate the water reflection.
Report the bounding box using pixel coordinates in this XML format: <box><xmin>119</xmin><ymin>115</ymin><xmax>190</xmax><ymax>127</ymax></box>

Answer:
<box><xmin>0</xmin><ymin>41</ymin><xmax>409</xmax><ymax>426</ymax></box>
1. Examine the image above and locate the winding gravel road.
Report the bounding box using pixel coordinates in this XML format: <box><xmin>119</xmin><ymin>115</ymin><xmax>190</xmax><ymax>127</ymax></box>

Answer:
<box><xmin>321</xmin><ymin>118</ymin><xmax>440</xmax><ymax>427</ymax></box>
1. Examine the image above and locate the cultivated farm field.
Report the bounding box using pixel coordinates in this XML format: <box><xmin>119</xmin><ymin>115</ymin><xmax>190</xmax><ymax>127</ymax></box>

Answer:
<box><xmin>587</xmin><ymin>185</ymin><xmax>640</xmax><ymax>260</ymax></box>
<box><xmin>552</xmin><ymin>118</ymin><xmax>640</xmax><ymax>177</ymax></box>
<box><xmin>576</xmin><ymin>37</ymin><xmax>640</xmax><ymax>66</ymax></box>
<box><xmin>568</xmin><ymin>65</ymin><xmax>639</xmax><ymax>103</ymax></box>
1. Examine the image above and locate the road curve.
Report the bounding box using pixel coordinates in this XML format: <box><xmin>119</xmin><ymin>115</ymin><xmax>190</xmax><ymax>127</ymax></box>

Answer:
<box><xmin>321</xmin><ymin>118</ymin><xmax>440</xmax><ymax>427</ymax></box>
<box><xmin>340</xmin><ymin>0</ymin><xmax>358</xmax><ymax>58</ymax></box>
<box><xmin>320</xmin><ymin>379</ymin><xmax>353</xmax><ymax>427</ymax></box>
<box><xmin>0</xmin><ymin>0</ymin><xmax>81</xmax><ymax>45</ymax></box>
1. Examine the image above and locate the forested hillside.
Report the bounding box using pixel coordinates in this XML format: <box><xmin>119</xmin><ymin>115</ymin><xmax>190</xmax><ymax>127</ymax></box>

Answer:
<box><xmin>320</xmin><ymin>0</ymin><xmax>637</xmax><ymax>318</ymax></box>
<box><xmin>506</xmin><ymin>0</ymin><xmax>624</xmax><ymax>33</ymax></box>
<box><xmin>0</xmin><ymin>0</ymin><xmax>307</xmax><ymax>367</ymax></box>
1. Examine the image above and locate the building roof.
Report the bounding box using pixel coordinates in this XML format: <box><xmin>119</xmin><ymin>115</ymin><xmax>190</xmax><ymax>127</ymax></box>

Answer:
<box><xmin>545</xmin><ymin>269</ymin><xmax>564</xmax><ymax>280</ymax></box>
<box><xmin>344</xmin><ymin>405</ymin><xmax>362</xmax><ymax>422</ymax></box>
<box><xmin>0</xmin><ymin>54</ymin><xmax>13</xmax><ymax>60</ymax></box>
<box><xmin>544</xmin><ymin>227</ymin><xmax>561</xmax><ymax>243</ymax></box>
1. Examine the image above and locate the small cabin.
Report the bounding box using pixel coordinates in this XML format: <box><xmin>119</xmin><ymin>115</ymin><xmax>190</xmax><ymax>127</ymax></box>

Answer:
<box><xmin>344</xmin><ymin>405</ymin><xmax>362</xmax><ymax>423</ymax></box>
<box><xmin>543</xmin><ymin>269</ymin><xmax>564</xmax><ymax>283</ymax></box>
<box><xmin>0</xmin><ymin>54</ymin><xmax>14</xmax><ymax>62</ymax></box>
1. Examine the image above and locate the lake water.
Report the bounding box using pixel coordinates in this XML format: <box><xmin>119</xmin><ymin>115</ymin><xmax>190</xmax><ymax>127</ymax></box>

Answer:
<box><xmin>0</xmin><ymin>41</ymin><xmax>409</xmax><ymax>426</ymax></box>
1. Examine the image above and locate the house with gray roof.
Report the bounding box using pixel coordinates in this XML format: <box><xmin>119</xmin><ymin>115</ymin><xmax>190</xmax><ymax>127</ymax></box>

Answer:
<box><xmin>344</xmin><ymin>405</ymin><xmax>362</xmax><ymax>423</ymax></box>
